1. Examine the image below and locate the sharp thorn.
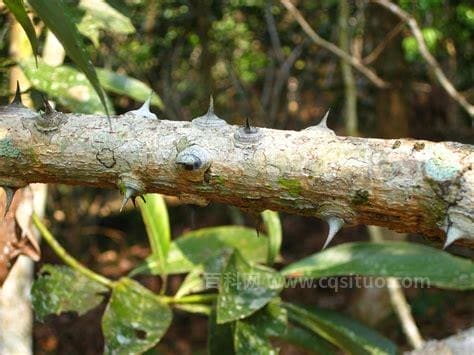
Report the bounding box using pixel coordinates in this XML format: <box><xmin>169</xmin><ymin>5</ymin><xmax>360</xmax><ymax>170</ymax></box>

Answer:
<box><xmin>208</xmin><ymin>95</ymin><xmax>214</xmax><ymax>114</ymax></box>
<box><xmin>41</xmin><ymin>94</ymin><xmax>54</xmax><ymax>114</ymax></box>
<box><xmin>10</xmin><ymin>81</ymin><xmax>23</xmax><ymax>106</ymax></box>
<box><xmin>318</xmin><ymin>109</ymin><xmax>330</xmax><ymax>129</ymax></box>
<box><xmin>244</xmin><ymin>117</ymin><xmax>252</xmax><ymax>133</ymax></box>
<box><xmin>128</xmin><ymin>93</ymin><xmax>157</xmax><ymax>119</ymax></box>
<box><xmin>140</xmin><ymin>195</ymin><xmax>146</xmax><ymax>203</ymax></box>
<box><xmin>322</xmin><ymin>217</ymin><xmax>344</xmax><ymax>249</ymax></box>
<box><xmin>120</xmin><ymin>188</ymin><xmax>136</xmax><ymax>212</ymax></box>
<box><xmin>3</xmin><ymin>186</ymin><xmax>17</xmax><ymax>217</ymax></box>
<box><xmin>443</xmin><ymin>225</ymin><xmax>464</xmax><ymax>249</ymax></box>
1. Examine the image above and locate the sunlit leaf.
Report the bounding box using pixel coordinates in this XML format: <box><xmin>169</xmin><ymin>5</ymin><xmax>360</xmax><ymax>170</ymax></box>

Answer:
<box><xmin>31</xmin><ymin>264</ymin><xmax>107</xmax><ymax>321</ymax></box>
<box><xmin>281</xmin><ymin>242</ymin><xmax>474</xmax><ymax>290</ymax></box>
<box><xmin>29</xmin><ymin>0</ymin><xmax>109</xmax><ymax>115</ymax></box>
<box><xmin>217</xmin><ymin>250</ymin><xmax>284</xmax><ymax>324</ymax></box>
<box><xmin>21</xmin><ymin>58</ymin><xmax>113</xmax><ymax>114</ymax></box>
<box><xmin>97</xmin><ymin>68</ymin><xmax>163</xmax><ymax>108</ymax></box>
<box><xmin>138</xmin><ymin>194</ymin><xmax>170</xmax><ymax>275</ymax></box>
<box><xmin>234</xmin><ymin>320</ymin><xmax>277</xmax><ymax>355</ymax></box>
<box><xmin>261</xmin><ymin>210</ymin><xmax>282</xmax><ymax>265</ymax></box>
<box><xmin>284</xmin><ymin>303</ymin><xmax>397</xmax><ymax>355</ymax></box>
<box><xmin>102</xmin><ymin>278</ymin><xmax>172</xmax><ymax>354</ymax></box>
<box><xmin>131</xmin><ymin>226</ymin><xmax>269</xmax><ymax>276</ymax></box>
<box><xmin>4</xmin><ymin>0</ymin><xmax>39</xmax><ymax>63</ymax></box>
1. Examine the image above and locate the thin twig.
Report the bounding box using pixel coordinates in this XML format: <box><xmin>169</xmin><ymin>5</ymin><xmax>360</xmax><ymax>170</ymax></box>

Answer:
<box><xmin>32</xmin><ymin>213</ymin><xmax>113</xmax><ymax>288</ymax></box>
<box><xmin>363</xmin><ymin>21</ymin><xmax>404</xmax><ymax>65</ymax></box>
<box><xmin>372</xmin><ymin>0</ymin><xmax>474</xmax><ymax>118</ymax></box>
<box><xmin>368</xmin><ymin>226</ymin><xmax>424</xmax><ymax>350</ymax></box>
<box><xmin>280</xmin><ymin>0</ymin><xmax>388</xmax><ymax>88</ymax></box>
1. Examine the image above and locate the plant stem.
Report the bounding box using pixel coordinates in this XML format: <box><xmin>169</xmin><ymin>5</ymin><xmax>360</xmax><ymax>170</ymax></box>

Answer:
<box><xmin>32</xmin><ymin>213</ymin><xmax>113</xmax><ymax>288</ymax></box>
<box><xmin>161</xmin><ymin>293</ymin><xmax>217</xmax><ymax>305</ymax></box>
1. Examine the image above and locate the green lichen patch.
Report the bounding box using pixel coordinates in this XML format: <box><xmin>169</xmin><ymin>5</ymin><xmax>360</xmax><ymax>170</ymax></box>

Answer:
<box><xmin>278</xmin><ymin>177</ymin><xmax>301</xmax><ymax>197</ymax></box>
<box><xmin>352</xmin><ymin>189</ymin><xmax>370</xmax><ymax>205</ymax></box>
<box><xmin>0</xmin><ymin>138</ymin><xmax>21</xmax><ymax>158</ymax></box>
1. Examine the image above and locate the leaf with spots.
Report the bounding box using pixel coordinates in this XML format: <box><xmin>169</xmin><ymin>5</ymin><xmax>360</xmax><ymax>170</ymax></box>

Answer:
<box><xmin>217</xmin><ymin>250</ymin><xmax>284</xmax><ymax>324</ymax></box>
<box><xmin>29</xmin><ymin>0</ymin><xmax>109</xmax><ymax>115</ymax></box>
<box><xmin>31</xmin><ymin>264</ymin><xmax>107</xmax><ymax>321</ymax></box>
<box><xmin>102</xmin><ymin>278</ymin><xmax>172</xmax><ymax>354</ymax></box>
<box><xmin>281</xmin><ymin>242</ymin><xmax>474</xmax><ymax>290</ymax></box>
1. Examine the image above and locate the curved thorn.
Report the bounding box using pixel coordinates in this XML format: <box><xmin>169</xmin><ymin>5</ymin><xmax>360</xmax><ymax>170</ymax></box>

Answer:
<box><xmin>318</xmin><ymin>109</ymin><xmax>330</xmax><ymax>129</ymax></box>
<box><xmin>128</xmin><ymin>93</ymin><xmax>157</xmax><ymax>119</ymax></box>
<box><xmin>139</xmin><ymin>195</ymin><xmax>146</xmax><ymax>203</ymax></box>
<box><xmin>11</xmin><ymin>81</ymin><xmax>23</xmax><ymax>105</ymax></box>
<box><xmin>208</xmin><ymin>95</ymin><xmax>214</xmax><ymax>114</ymax></box>
<box><xmin>443</xmin><ymin>225</ymin><xmax>464</xmax><ymax>249</ymax></box>
<box><xmin>3</xmin><ymin>186</ymin><xmax>17</xmax><ymax>217</ymax></box>
<box><xmin>120</xmin><ymin>188</ymin><xmax>136</xmax><ymax>212</ymax></box>
<box><xmin>322</xmin><ymin>216</ymin><xmax>344</xmax><ymax>249</ymax></box>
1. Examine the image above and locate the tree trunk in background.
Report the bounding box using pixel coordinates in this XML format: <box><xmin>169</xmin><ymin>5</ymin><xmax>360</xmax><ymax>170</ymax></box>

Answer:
<box><xmin>368</xmin><ymin>5</ymin><xmax>409</xmax><ymax>138</ymax></box>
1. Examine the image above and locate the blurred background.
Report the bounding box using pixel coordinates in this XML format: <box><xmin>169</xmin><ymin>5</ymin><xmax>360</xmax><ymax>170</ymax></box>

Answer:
<box><xmin>0</xmin><ymin>0</ymin><xmax>473</xmax><ymax>354</ymax></box>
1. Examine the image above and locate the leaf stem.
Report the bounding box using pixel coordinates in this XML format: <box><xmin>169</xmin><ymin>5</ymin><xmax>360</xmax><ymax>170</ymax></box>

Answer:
<box><xmin>161</xmin><ymin>293</ymin><xmax>217</xmax><ymax>304</ymax></box>
<box><xmin>32</xmin><ymin>213</ymin><xmax>113</xmax><ymax>288</ymax></box>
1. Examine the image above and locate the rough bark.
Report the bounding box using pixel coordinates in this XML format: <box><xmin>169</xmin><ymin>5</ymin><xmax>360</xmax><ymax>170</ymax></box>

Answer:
<box><xmin>0</xmin><ymin>104</ymin><xmax>473</xmax><ymax>246</ymax></box>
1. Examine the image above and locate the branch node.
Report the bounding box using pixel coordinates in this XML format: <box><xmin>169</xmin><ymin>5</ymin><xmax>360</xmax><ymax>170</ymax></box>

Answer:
<box><xmin>176</xmin><ymin>145</ymin><xmax>212</xmax><ymax>181</ymax></box>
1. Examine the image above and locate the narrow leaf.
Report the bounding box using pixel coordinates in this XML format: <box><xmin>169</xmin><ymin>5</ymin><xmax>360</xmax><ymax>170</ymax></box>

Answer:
<box><xmin>29</xmin><ymin>0</ymin><xmax>109</xmax><ymax>115</ymax></box>
<box><xmin>97</xmin><ymin>68</ymin><xmax>163</xmax><ymax>108</ymax></box>
<box><xmin>31</xmin><ymin>264</ymin><xmax>107</xmax><ymax>321</ymax></box>
<box><xmin>281</xmin><ymin>242</ymin><xmax>474</xmax><ymax>290</ymax></box>
<box><xmin>261</xmin><ymin>210</ymin><xmax>282</xmax><ymax>265</ymax></box>
<box><xmin>217</xmin><ymin>250</ymin><xmax>284</xmax><ymax>324</ymax></box>
<box><xmin>102</xmin><ymin>278</ymin><xmax>172</xmax><ymax>354</ymax></box>
<box><xmin>284</xmin><ymin>303</ymin><xmax>397</xmax><ymax>355</ymax></box>
<box><xmin>138</xmin><ymin>194</ymin><xmax>170</xmax><ymax>275</ymax></box>
<box><xmin>4</xmin><ymin>0</ymin><xmax>39</xmax><ymax>63</ymax></box>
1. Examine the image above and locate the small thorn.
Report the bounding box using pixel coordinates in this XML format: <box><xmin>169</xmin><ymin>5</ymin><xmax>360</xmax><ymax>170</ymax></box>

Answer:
<box><xmin>443</xmin><ymin>225</ymin><xmax>464</xmax><ymax>249</ymax></box>
<box><xmin>318</xmin><ymin>109</ymin><xmax>330</xmax><ymax>129</ymax></box>
<box><xmin>244</xmin><ymin>117</ymin><xmax>251</xmax><ymax>133</ymax></box>
<box><xmin>10</xmin><ymin>81</ymin><xmax>23</xmax><ymax>106</ymax></box>
<box><xmin>208</xmin><ymin>95</ymin><xmax>214</xmax><ymax>114</ymax></box>
<box><xmin>120</xmin><ymin>188</ymin><xmax>136</xmax><ymax>212</ymax></box>
<box><xmin>128</xmin><ymin>94</ymin><xmax>157</xmax><ymax>119</ymax></box>
<box><xmin>2</xmin><ymin>186</ymin><xmax>18</xmax><ymax>217</ymax></box>
<box><xmin>41</xmin><ymin>95</ymin><xmax>54</xmax><ymax>114</ymax></box>
<box><xmin>322</xmin><ymin>217</ymin><xmax>344</xmax><ymax>249</ymax></box>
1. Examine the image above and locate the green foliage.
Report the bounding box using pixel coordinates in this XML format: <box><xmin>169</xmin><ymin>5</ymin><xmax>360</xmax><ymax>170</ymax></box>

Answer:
<box><xmin>261</xmin><ymin>210</ymin><xmax>282</xmax><ymax>265</ymax></box>
<box><xmin>102</xmin><ymin>278</ymin><xmax>172</xmax><ymax>354</ymax></box>
<box><xmin>31</xmin><ymin>264</ymin><xmax>107</xmax><ymax>321</ymax></box>
<box><xmin>28</xmin><ymin>0</ymin><xmax>109</xmax><ymax>115</ymax></box>
<box><xmin>285</xmin><ymin>303</ymin><xmax>397</xmax><ymax>354</ymax></box>
<box><xmin>281</xmin><ymin>242</ymin><xmax>474</xmax><ymax>290</ymax></box>
<box><xmin>3</xmin><ymin>0</ymin><xmax>38</xmax><ymax>62</ymax></box>
<box><xmin>138</xmin><ymin>194</ymin><xmax>170</xmax><ymax>275</ymax></box>
<box><xmin>402</xmin><ymin>27</ymin><xmax>442</xmax><ymax>62</ymax></box>
<box><xmin>216</xmin><ymin>250</ymin><xmax>284</xmax><ymax>323</ymax></box>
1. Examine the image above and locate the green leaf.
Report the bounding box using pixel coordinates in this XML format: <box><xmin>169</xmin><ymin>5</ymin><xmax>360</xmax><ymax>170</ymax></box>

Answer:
<box><xmin>248</xmin><ymin>300</ymin><xmax>288</xmax><ymax>338</ymax></box>
<box><xmin>175</xmin><ymin>248</ymin><xmax>232</xmax><ymax>298</ymax></box>
<box><xmin>132</xmin><ymin>226</ymin><xmax>269</xmax><ymax>276</ymax></box>
<box><xmin>280</xmin><ymin>326</ymin><xmax>337</xmax><ymax>354</ymax></box>
<box><xmin>284</xmin><ymin>303</ymin><xmax>397</xmax><ymax>355</ymax></box>
<box><xmin>217</xmin><ymin>250</ymin><xmax>284</xmax><ymax>324</ymax></box>
<box><xmin>21</xmin><ymin>58</ymin><xmax>113</xmax><ymax>114</ymax></box>
<box><xmin>233</xmin><ymin>320</ymin><xmax>277</xmax><ymax>355</ymax></box>
<box><xmin>281</xmin><ymin>242</ymin><xmax>474</xmax><ymax>290</ymax></box>
<box><xmin>261</xmin><ymin>210</ymin><xmax>282</xmax><ymax>265</ymax></box>
<box><xmin>77</xmin><ymin>0</ymin><xmax>135</xmax><ymax>46</ymax></box>
<box><xmin>31</xmin><ymin>264</ymin><xmax>107</xmax><ymax>321</ymax></box>
<box><xmin>4</xmin><ymin>0</ymin><xmax>39</xmax><ymax>63</ymax></box>
<box><xmin>102</xmin><ymin>278</ymin><xmax>172</xmax><ymax>354</ymax></box>
<box><xmin>29</xmin><ymin>0</ymin><xmax>109</xmax><ymax>116</ymax></box>
<box><xmin>138</xmin><ymin>194</ymin><xmax>170</xmax><ymax>275</ymax></box>
<box><xmin>97</xmin><ymin>68</ymin><xmax>163</xmax><ymax>109</ymax></box>
<box><xmin>208</xmin><ymin>308</ymin><xmax>235</xmax><ymax>355</ymax></box>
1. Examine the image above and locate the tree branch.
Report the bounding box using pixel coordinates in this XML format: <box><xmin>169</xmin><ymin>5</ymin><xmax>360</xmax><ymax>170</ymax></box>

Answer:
<box><xmin>372</xmin><ymin>0</ymin><xmax>474</xmax><ymax>118</ymax></box>
<box><xmin>0</xmin><ymin>104</ymin><xmax>473</xmax><ymax>247</ymax></box>
<box><xmin>280</xmin><ymin>0</ymin><xmax>389</xmax><ymax>88</ymax></box>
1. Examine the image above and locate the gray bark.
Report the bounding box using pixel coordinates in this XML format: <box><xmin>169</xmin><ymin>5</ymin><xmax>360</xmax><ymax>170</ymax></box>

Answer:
<box><xmin>0</xmin><ymin>104</ymin><xmax>472</xmax><ymax>246</ymax></box>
